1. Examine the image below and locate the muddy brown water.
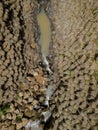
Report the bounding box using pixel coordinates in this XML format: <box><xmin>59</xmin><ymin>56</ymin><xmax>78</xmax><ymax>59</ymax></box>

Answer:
<box><xmin>37</xmin><ymin>8</ymin><xmax>51</xmax><ymax>56</ymax></box>
<box><xmin>0</xmin><ymin>0</ymin><xmax>98</xmax><ymax>130</ymax></box>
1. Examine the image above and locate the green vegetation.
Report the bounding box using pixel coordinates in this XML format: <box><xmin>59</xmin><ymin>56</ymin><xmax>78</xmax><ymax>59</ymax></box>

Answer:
<box><xmin>16</xmin><ymin>115</ymin><xmax>23</xmax><ymax>122</ymax></box>
<box><xmin>95</xmin><ymin>123</ymin><xmax>98</xmax><ymax>128</ymax></box>
<box><xmin>0</xmin><ymin>104</ymin><xmax>10</xmax><ymax>116</ymax></box>
<box><xmin>14</xmin><ymin>94</ymin><xmax>20</xmax><ymax>100</ymax></box>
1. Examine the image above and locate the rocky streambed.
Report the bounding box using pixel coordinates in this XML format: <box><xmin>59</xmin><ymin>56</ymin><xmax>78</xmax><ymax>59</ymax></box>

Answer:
<box><xmin>0</xmin><ymin>0</ymin><xmax>98</xmax><ymax>130</ymax></box>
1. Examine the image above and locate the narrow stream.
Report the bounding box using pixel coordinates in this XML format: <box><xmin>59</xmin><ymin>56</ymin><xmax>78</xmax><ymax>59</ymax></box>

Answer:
<box><xmin>37</xmin><ymin>3</ymin><xmax>52</xmax><ymax>74</ymax></box>
<box><xmin>25</xmin><ymin>0</ymin><xmax>54</xmax><ymax>129</ymax></box>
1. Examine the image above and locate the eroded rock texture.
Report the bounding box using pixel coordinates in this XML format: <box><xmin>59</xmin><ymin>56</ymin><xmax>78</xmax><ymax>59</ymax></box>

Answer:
<box><xmin>0</xmin><ymin>0</ymin><xmax>98</xmax><ymax>130</ymax></box>
<box><xmin>0</xmin><ymin>0</ymin><xmax>26</xmax><ymax>101</ymax></box>
<box><xmin>47</xmin><ymin>0</ymin><xmax>98</xmax><ymax>130</ymax></box>
<box><xmin>0</xmin><ymin>0</ymin><xmax>48</xmax><ymax>129</ymax></box>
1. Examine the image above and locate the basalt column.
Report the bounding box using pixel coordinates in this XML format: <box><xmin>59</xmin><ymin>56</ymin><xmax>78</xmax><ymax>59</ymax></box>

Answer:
<box><xmin>0</xmin><ymin>0</ymin><xmax>47</xmax><ymax>129</ymax></box>
<box><xmin>46</xmin><ymin>0</ymin><xmax>98</xmax><ymax>130</ymax></box>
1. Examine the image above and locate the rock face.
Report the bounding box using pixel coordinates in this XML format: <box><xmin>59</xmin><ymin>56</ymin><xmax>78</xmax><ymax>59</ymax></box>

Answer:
<box><xmin>0</xmin><ymin>0</ymin><xmax>48</xmax><ymax>129</ymax></box>
<box><xmin>46</xmin><ymin>0</ymin><xmax>98</xmax><ymax>130</ymax></box>
<box><xmin>0</xmin><ymin>0</ymin><xmax>98</xmax><ymax>130</ymax></box>
<box><xmin>0</xmin><ymin>0</ymin><xmax>33</xmax><ymax>103</ymax></box>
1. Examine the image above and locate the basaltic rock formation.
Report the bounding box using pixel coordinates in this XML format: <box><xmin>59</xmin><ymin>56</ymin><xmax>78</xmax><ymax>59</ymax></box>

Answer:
<box><xmin>46</xmin><ymin>1</ymin><xmax>98</xmax><ymax>130</ymax></box>
<box><xmin>0</xmin><ymin>0</ymin><xmax>98</xmax><ymax>130</ymax></box>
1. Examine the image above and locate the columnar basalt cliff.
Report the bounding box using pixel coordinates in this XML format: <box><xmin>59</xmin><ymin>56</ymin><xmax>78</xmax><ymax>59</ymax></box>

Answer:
<box><xmin>0</xmin><ymin>0</ymin><xmax>48</xmax><ymax>129</ymax></box>
<box><xmin>0</xmin><ymin>0</ymin><xmax>98</xmax><ymax>130</ymax></box>
<box><xmin>47</xmin><ymin>1</ymin><xmax>98</xmax><ymax>130</ymax></box>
